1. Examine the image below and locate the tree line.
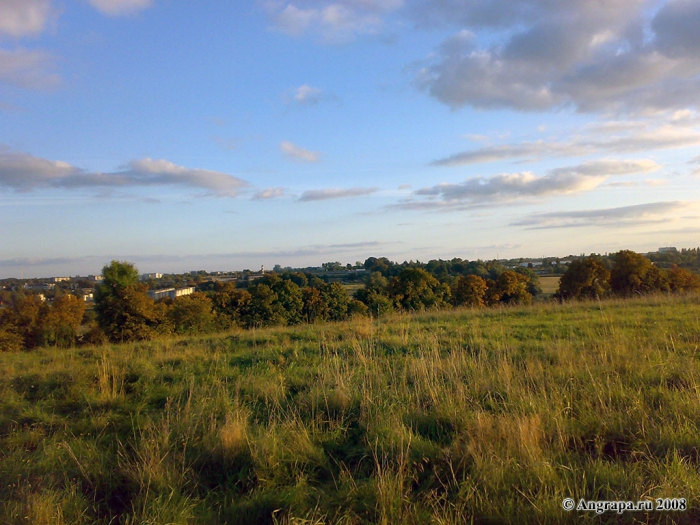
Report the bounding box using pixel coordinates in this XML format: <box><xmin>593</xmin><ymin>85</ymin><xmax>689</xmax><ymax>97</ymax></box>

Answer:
<box><xmin>1</xmin><ymin>250</ymin><xmax>699</xmax><ymax>350</ymax></box>
<box><xmin>555</xmin><ymin>250</ymin><xmax>700</xmax><ymax>300</ymax></box>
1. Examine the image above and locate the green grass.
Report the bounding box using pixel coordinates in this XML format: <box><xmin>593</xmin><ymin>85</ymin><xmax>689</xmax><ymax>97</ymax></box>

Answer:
<box><xmin>342</xmin><ymin>283</ymin><xmax>365</xmax><ymax>296</ymax></box>
<box><xmin>2</xmin><ymin>294</ymin><xmax>700</xmax><ymax>524</ymax></box>
<box><xmin>538</xmin><ymin>276</ymin><xmax>561</xmax><ymax>295</ymax></box>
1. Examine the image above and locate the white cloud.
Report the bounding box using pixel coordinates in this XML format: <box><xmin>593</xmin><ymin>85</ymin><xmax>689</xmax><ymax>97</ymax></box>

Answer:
<box><xmin>87</xmin><ymin>0</ymin><xmax>153</xmax><ymax>16</ymax></box>
<box><xmin>253</xmin><ymin>187</ymin><xmax>286</xmax><ymax>200</ymax></box>
<box><xmin>266</xmin><ymin>0</ymin><xmax>404</xmax><ymax>42</ymax></box>
<box><xmin>294</xmin><ymin>84</ymin><xmax>323</xmax><ymax>104</ymax></box>
<box><xmin>409</xmin><ymin>159</ymin><xmax>659</xmax><ymax>209</ymax></box>
<box><xmin>652</xmin><ymin>0</ymin><xmax>700</xmax><ymax>59</ymax></box>
<box><xmin>0</xmin><ymin>151</ymin><xmax>77</xmax><ymax>191</ymax></box>
<box><xmin>512</xmin><ymin>201</ymin><xmax>692</xmax><ymax>229</ymax></box>
<box><xmin>273</xmin><ymin>4</ymin><xmax>317</xmax><ymax>35</ymax></box>
<box><xmin>432</xmin><ymin>124</ymin><xmax>700</xmax><ymax>166</ymax></box>
<box><xmin>413</xmin><ymin>0</ymin><xmax>700</xmax><ymax>113</ymax></box>
<box><xmin>0</xmin><ymin>151</ymin><xmax>249</xmax><ymax>196</ymax></box>
<box><xmin>0</xmin><ymin>48</ymin><xmax>59</xmax><ymax>89</ymax></box>
<box><xmin>299</xmin><ymin>187</ymin><xmax>378</xmax><ymax>201</ymax></box>
<box><xmin>122</xmin><ymin>158</ymin><xmax>249</xmax><ymax>196</ymax></box>
<box><xmin>285</xmin><ymin>84</ymin><xmax>339</xmax><ymax>106</ymax></box>
<box><xmin>280</xmin><ymin>141</ymin><xmax>320</xmax><ymax>162</ymax></box>
<box><xmin>546</xmin><ymin>159</ymin><xmax>660</xmax><ymax>178</ymax></box>
<box><xmin>0</xmin><ymin>0</ymin><xmax>52</xmax><ymax>37</ymax></box>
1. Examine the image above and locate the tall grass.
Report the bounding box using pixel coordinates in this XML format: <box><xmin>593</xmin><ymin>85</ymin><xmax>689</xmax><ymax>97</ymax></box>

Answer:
<box><xmin>1</xmin><ymin>294</ymin><xmax>699</xmax><ymax>523</ymax></box>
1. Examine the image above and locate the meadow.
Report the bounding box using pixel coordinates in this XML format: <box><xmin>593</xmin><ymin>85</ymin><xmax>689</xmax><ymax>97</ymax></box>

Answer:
<box><xmin>1</xmin><ymin>294</ymin><xmax>700</xmax><ymax>524</ymax></box>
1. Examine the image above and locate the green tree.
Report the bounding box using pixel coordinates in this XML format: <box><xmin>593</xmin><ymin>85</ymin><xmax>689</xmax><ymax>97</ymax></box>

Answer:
<box><xmin>486</xmin><ymin>271</ymin><xmax>532</xmax><ymax>306</ymax></box>
<box><xmin>0</xmin><ymin>324</ymin><xmax>24</xmax><ymax>352</ymax></box>
<box><xmin>356</xmin><ymin>271</ymin><xmax>393</xmax><ymax>317</ymax></box>
<box><xmin>211</xmin><ymin>282</ymin><xmax>251</xmax><ymax>327</ymax></box>
<box><xmin>555</xmin><ymin>257</ymin><xmax>610</xmax><ymax>301</ymax></box>
<box><xmin>609</xmin><ymin>250</ymin><xmax>668</xmax><ymax>296</ymax></box>
<box><xmin>513</xmin><ymin>266</ymin><xmax>542</xmax><ymax>296</ymax></box>
<box><xmin>302</xmin><ymin>286</ymin><xmax>328</xmax><ymax>323</ymax></box>
<box><xmin>242</xmin><ymin>284</ymin><xmax>285</xmax><ymax>328</ymax></box>
<box><xmin>363</xmin><ymin>257</ymin><xmax>396</xmax><ymax>276</ymax></box>
<box><xmin>667</xmin><ymin>265</ymin><xmax>700</xmax><ymax>293</ymax></box>
<box><xmin>167</xmin><ymin>293</ymin><xmax>217</xmax><ymax>335</ymax></box>
<box><xmin>388</xmin><ymin>268</ymin><xmax>450</xmax><ymax>311</ymax></box>
<box><xmin>95</xmin><ymin>261</ymin><xmax>161</xmax><ymax>343</ymax></box>
<box><xmin>282</xmin><ymin>272</ymin><xmax>309</xmax><ymax>288</ymax></box>
<box><xmin>40</xmin><ymin>294</ymin><xmax>86</xmax><ymax>347</ymax></box>
<box><xmin>322</xmin><ymin>261</ymin><xmax>343</xmax><ymax>271</ymax></box>
<box><xmin>347</xmin><ymin>298</ymin><xmax>369</xmax><ymax>317</ymax></box>
<box><xmin>321</xmin><ymin>282</ymin><xmax>351</xmax><ymax>321</ymax></box>
<box><xmin>267</xmin><ymin>276</ymin><xmax>304</xmax><ymax>325</ymax></box>
<box><xmin>452</xmin><ymin>274</ymin><xmax>488</xmax><ymax>307</ymax></box>
<box><xmin>0</xmin><ymin>293</ymin><xmax>44</xmax><ymax>350</ymax></box>
<box><xmin>361</xmin><ymin>291</ymin><xmax>394</xmax><ymax>317</ymax></box>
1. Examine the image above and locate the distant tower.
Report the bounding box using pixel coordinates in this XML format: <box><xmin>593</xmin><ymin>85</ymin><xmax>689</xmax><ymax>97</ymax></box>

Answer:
<box><xmin>261</xmin><ymin>265</ymin><xmax>265</xmax><ymax>275</ymax></box>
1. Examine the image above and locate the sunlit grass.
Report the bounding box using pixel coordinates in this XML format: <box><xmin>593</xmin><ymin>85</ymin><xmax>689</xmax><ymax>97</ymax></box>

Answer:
<box><xmin>1</xmin><ymin>294</ymin><xmax>700</xmax><ymax>523</ymax></box>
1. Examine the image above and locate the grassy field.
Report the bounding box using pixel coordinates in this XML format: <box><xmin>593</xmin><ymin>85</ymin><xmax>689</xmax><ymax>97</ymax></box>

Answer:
<box><xmin>341</xmin><ymin>283</ymin><xmax>365</xmax><ymax>296</ymax></box>
<box><xmin>538</xmin><ymin>276</ymin><xmax>561</xmax><ymax>295</ymax></box>
<box><xmin>1</xmin><ymin>295</ymin><xmax>700</xmax><ymax>524</ymax></box>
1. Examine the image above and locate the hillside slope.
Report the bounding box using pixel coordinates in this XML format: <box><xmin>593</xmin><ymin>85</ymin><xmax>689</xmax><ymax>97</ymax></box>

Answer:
<box><xmin>2</xmin><ymin>295</ymin><xmax>699</xmax><ymax>524</ymax></box>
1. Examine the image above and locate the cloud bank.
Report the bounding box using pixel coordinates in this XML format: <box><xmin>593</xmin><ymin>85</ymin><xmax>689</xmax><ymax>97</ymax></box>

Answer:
<box><xmin>0</xmin><ymin>0</ymin><xmax>52</xmax><ymax>37</ymax></box>
<box><xmin>299</xmin><ymin>187</ymin><xmax>378</xmax><ymax>201</ymax></box>
<box><xmin>0</xmin><ymin>151</ymin><xmax>249</xmax><ymax>196</ymax></box>
<box><xmin>413</xmin><ymin>0</ymin><xmax>700</xmax><ymax>113</ymax></box>
<box><xmin>408</xmin><ymin>159</ymin><xmax>659</xmax><ymax>209</ymax></box>
<box><xmin>512</xmin><ymin>201</ymin><xmax>692</xmax><ymax>229</ymax></box>
<box><xmin>433</xmin><ymin>123</ymin><xmax>700</xmax><ymax>167</ymax></box>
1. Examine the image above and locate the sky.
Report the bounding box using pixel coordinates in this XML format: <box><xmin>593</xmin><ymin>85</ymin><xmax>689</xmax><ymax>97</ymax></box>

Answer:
<box><xmin>1</xmin><ymin>0</ymin><xmax>700</xmax><ymax>278</ymax></box>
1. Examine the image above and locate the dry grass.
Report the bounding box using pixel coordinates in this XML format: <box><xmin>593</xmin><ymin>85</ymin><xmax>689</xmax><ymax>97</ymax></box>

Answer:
<box><xmin>1</xmin><ymin>294</ymin><xmax>700</xmax><ymax>523</ymax></box>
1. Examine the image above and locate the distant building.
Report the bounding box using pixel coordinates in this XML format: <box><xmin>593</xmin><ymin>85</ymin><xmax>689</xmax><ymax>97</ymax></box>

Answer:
<box><xmin>88</xmin><ymin>275</ymin><xmax>103</xmax><ymax>282</ymax></box>
<box><xmin>24</xmin><ymin>283</ymin><xmax>55</xmax><ymax>291</ymax></box>
<box><xmin>140</xmin><ymin>273</ymin><xmax>163</xmax><ymax>280</ymax></box>
<box><xmin>148</xmin><ymin>287</ymin><xmax>195</xmax><ymax>301</ymax></box>
<box><xmin>658</xmin><ymin>247</ymin><xmax>677</xmax><ymax>254</ymax></box>
<box><xmin>52</xmin><ymin>277</ymin><xmax>71</xmax><ymax>282</ymax></box>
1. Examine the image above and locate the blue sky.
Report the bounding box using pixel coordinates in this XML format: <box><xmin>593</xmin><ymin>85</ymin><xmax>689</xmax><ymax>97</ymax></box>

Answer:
<box><xmin>2</xmin><ymin>0</ymin><xmax>700</xmax><ymax>278</ymax></box>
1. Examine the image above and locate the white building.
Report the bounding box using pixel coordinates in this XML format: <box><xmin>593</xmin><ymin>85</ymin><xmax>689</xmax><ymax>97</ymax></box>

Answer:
<box><xmin>140</xmin><ymin>273</ymin><xmax>163</xmax><ymax>280</ymax></box>
<box><xmin>148</xmin><ymin>287</ymin><xmax>195</xmax><ymax>301</ymax></box>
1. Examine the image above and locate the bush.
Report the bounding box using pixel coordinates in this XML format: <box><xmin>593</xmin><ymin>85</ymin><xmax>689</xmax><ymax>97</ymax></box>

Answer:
<box><xmin>167</xmin><ymin>293</ymin><xmax>217</xmax><ymax>335</ymax></box>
